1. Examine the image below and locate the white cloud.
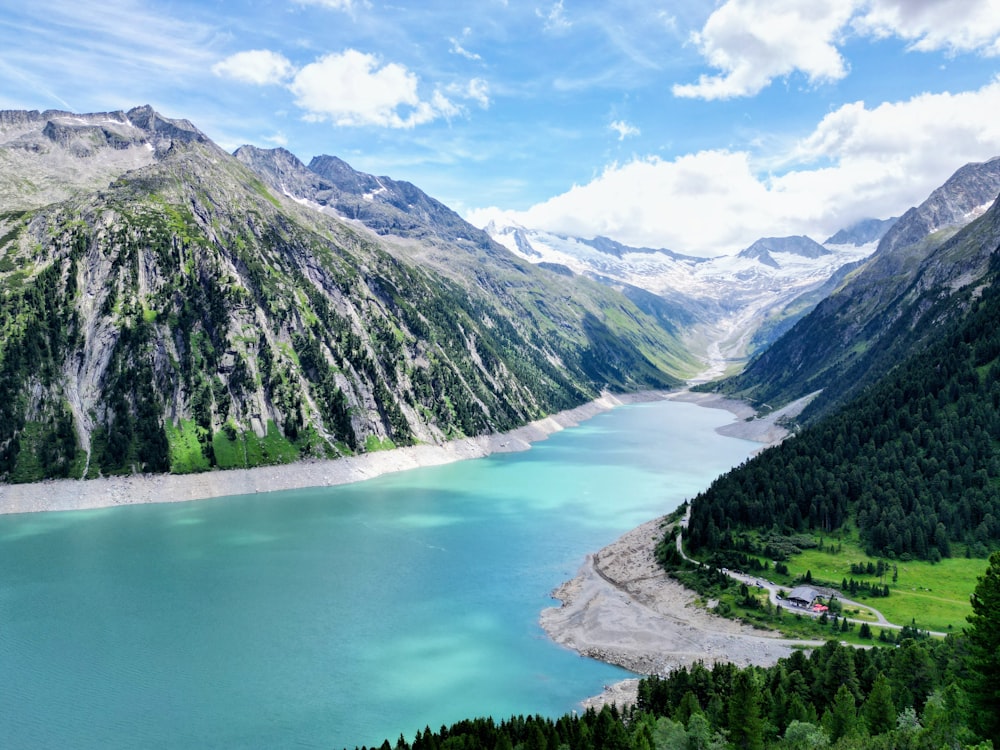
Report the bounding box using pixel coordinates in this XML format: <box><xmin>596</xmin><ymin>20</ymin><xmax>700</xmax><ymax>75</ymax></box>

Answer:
<box><xmin>456</xmin><ymin>78</ymin><xmax>491</xmax><ymax>109</ymax></box>
<box><xmin>294</xmin><ymin>0</ymin><xmax>356</xmax><ymax>10</ymax></box>
<box><xmin>506</xmin><ymin>151</ymin><xmax>778</xmax><ymax>255</ymax></box>
<box><xmin>855</xmin><ymin>0</ymin><xmax>1000</xmax><ymax>56</ymax></box>
<box><xmin>610</xmin><ymin>120</ymin><xmax>640</xmax><ymax>140</ymax></box>
<box><xmin>449</xmin><ymin>37</ymin><xmax>482</xmax><ymax>61</ymax></box>
<box><xmin>776</xmin><ymin>78</ymin><xmax>1000</xmax><ymax>220</ymax></box>
<box><xmin>472</xmin><ymin>79</ymin><xmax>1000</xmax><ymax>256</ymax></box>
<box><xmin>290</xmin><ymin>50</ymin><xmax>443</xmax><ymax>127</ymax></box>
<box><xmin>213</xmin><ymin>46</ymin><xmax>479</xmax><ymax>129</ymax></box>
<box><xmin>673</xmin><ymin>0</ymin><xmax>854</xmax><ymax>100</ymax></box>
<box><xmin>657</xmin><ymin>12</ymin><xmax>678</xmax><ymax>34</ymax></box>
<box><xmin>212</xmin><ymin>50</ymin><xmax>294</xmax><ymax>85</ymax></box>
<box><xmin>537</xmin><ymin>0</ymin><xmax>571</xmax><ymax>33</ymax></box>
<box><xmin>675</xmin><ymin>0</ymin><xmax>1000</xmax><ymax>100</ymax></box>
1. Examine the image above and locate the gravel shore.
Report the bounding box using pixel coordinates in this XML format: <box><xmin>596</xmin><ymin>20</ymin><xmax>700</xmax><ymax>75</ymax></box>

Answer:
<box><xmin>0</xmin><ymin>390</ymin><xmax>671</xmax><ymax>515</ymax></box>
<box><xmin>545</xmin><ymin>517</ymin><xmax>820</xmax><ymax>710</ymax></box>
<box><xmin>552</xmin><ymin>389</ymin><xmax>820</xmax><ymax>710</ymax></box>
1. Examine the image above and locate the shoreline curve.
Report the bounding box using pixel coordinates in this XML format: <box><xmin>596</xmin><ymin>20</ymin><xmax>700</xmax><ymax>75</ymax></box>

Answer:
<box><xmin>551</xmin><ymin>389</ymin><xmax>821</xmax><ymax>710</ymax></box>
<box><xmin>0</xmin><ymin>390</ymin><xmax>672</xmax><ymax>515</ymax></box>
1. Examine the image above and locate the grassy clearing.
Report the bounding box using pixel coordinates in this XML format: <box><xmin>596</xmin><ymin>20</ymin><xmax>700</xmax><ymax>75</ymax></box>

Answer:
<box><xmin>364</xmin><ymin>435</ymin><xmax>396</xmax><ymax>452</ymax></box>
<box><xmin>875</xmin><ymin>556</ymin><xmax>987</xmax><ymax>633</ymax></box>
<box><xmin>243</xmin><ymin>420</ymin><xmax>300</xmax><ymax>466</ymax></box>
<box><xmin>674</xmin><ymin>566</ymin><xmax>912</xmax><ymax>646</ymax></box>
<box><xmin>212</xmin><ymin>427</ymin><xmax>248</xmax><ymax>469</ymax></box>
<box><xmin>170</xmin><ymin>419</ymin><xmax>305</xmax><ymax>472</ymax></box>
<box><xmin>763</xmin><ymin>534</ymin><xmax>986</xmax><ymax>633</ymax></box>
<box><xmin>165</xmin><ymin>419</ymin><xmax>211</xmax><ymax>474</ymax></box>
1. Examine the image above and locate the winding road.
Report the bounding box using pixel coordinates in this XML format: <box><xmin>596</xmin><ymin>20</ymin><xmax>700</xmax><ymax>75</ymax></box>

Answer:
<box><xmin>675</xmin><ymin>505</ymin><xmax>947</xmax><ymax>637</ymax></box>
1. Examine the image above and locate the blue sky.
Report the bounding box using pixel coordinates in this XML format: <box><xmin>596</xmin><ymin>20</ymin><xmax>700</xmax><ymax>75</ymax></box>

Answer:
<box><xmin>2</xmin><ymin>0</ymin><xmax>1000</xmax><ymax>256</ymax></box>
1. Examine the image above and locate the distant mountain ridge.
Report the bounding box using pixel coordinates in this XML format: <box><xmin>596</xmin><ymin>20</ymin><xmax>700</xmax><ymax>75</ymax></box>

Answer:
<box><xmin>738</xmin><ymin>236</ymin><xmax>831</xmax><ymax>269</ymax></box>
<box><xmin>483</xmin><ymin>221</ymin><xmax>879</xmax><ymax>370</ymax></box>
<box><xmin>234</xmin><ymin>146</ymin><xmax>484</xmax><ymax>245</ymax></box>
<box><xmin>0</xmin><ymin>105</ymin><xmax>204</xmax><ymax>212</ymax></box>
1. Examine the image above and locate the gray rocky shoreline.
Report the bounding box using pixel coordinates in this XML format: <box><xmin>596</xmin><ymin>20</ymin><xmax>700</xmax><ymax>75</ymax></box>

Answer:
<box><xmin>0</xmin><ymin>390</ymin><xmax>672</xmax><ymax>515</ymax></box>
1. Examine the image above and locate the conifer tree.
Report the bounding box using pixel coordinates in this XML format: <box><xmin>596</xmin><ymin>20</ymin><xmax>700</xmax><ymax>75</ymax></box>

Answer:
<box><xmin>965</xmin><ymin>550</ymin><xmax>1000</xmax><ymax>744</ymax></box>
<box><xmin>727</xmin><ymin>670</ymin><xmax>764</xmax><ymax>750</ymax></box>
<box><xmin>823</xmin><ymin>684</ymin><xmax>859</xmax><ymax>743</ymax></box>
<box><xmin>861</xmin><ymin>673</ymin><xmax>895</xmax><ymax>736</ymax></box>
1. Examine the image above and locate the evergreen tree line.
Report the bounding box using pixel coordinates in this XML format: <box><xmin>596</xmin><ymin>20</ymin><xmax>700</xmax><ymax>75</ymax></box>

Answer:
<box><xmin>684</xmin><ymin>256</ymin><xmax>1000</xmax><ymax>561</ymax></box>
<box><xmin>840</xmin><ymin>577</ymin><xmax>890</xmax><ymax>598</ymax></box>
<box><xmin>350</xmin><ymin>638</ymin><xmax>983</xmax><ymax>750</ymax></box>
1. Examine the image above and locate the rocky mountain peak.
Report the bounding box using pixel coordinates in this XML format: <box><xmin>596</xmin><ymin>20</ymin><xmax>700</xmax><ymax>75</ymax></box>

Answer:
<box><xmin>737</xmin><ymin>236</ymin><xmax>831</xmax><ymax>267</ymax></box>
<box><xmin>124</xmin><ymin>104</ymin><xmax>206</xmax><ymax>153</ymax></box>
<box><xmin>233</xmin><ymin>144</ymin><xmax>326</xmax><ymax>200</ymax></box>
<box><xmin>877</xmin><ymin>156</ymin><xmax>1000</xmax><ymax>258</ymax></box>
<box><xmin>823</xmin><ymin>217</ymin><xmax>897</xmax><ymax>246</ymax></box>
<box><xmin>0</xmin><ymin>105</ymin><xmax>210</xmax><ymax>211</ymax></box>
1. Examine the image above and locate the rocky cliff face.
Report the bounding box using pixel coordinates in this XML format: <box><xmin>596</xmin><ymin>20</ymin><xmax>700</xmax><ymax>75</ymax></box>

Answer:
<box><xmin>0</xmin><ymin>107</ymin><xmax>687</xmax><ymax>483</ymax></box>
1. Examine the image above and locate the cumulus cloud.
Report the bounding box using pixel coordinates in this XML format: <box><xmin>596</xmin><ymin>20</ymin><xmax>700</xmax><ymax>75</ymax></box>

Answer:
<box><xmin>215</xmin><ymin>47</ymin><xmax>477</xmax><ymax>129</ymax></box>
<box><xmin>775</xmin><ymin>78</ymin><xmax>1000</xmax><ymax>221</ymax></box>
<box><xmin>212</xmin><ymin>50</ymin><xmax>294</xmax><ymax>85</ymax></box>
<box><xmin>504</xmin><ymin>151</ymin><xmax>778</xmax><ymax>255</ymax></box>
<box><xmin>673</xmin><ymin>0</ymin><xmax>854</xmax><ymax>100</ymax></box>
<box><xmin>855</xmin><ymin>0</ymin><xmax>1000</xmax><ymax>55</ymax></box>
<box><xmin>290</xmin><ymin>50</ymin><xmax>448</xmax><ymax>127</ymax></box>
<box><xmin>610</xmin><ymin>120</ymin><xmax>640</xmax><ymax>140</ymax></box>
<box><xmin>675</xmin><ymin>0</ymin><xmax>1000</xmax><ymax>100</ymax></box>
<box><xmin>472</xmin><ymin>79</ymin><xmax>1000</xmax><ymax>256</ymax></box>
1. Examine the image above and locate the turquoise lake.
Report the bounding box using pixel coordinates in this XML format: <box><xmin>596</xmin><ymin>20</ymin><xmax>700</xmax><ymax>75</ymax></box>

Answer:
<box><xmin>0</xmin><ymin>399</ymin><xmax>757</xmax><ymax>749</ymax></box>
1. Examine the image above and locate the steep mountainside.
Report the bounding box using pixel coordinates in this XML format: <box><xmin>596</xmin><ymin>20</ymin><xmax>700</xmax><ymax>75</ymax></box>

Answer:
<box><xmin>715</xmin><ymin>156</ymin><xmax>1000</xmax><ymax>419</ymax></box>
<box><xmin>233</xmin><ymin>147</ymin><xmax>477</xmax><ymax>243</ymax></box>
<box><xmin>0</xmin><ymin>107</ymin><xmax>688</xmax><ymax>483</ymax></box>
<box><xmin>682</xmin><ymin>245</ymin><xmax>1000</xmax><ymax>562</ymax></box>
<box><xmin>236</xmin><ymin>145</ymin><xmax>698</xmax><ymax>377</ymax></box>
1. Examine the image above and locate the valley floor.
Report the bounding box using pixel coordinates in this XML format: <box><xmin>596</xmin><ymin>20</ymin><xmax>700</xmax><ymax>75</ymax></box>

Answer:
<box><xmin>549</xmin><ymin>517</ymin><xmax>821</xmax><ymax>712</ymax></box>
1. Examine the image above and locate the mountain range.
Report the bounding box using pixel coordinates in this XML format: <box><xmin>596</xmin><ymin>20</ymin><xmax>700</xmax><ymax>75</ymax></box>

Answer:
<box><xmin>0</xmin><ymin>106</ymin><xmax>691</xmax><ymax>482</ymax></box>
<box><xmin>1</xmin><ymin>104</ymin><xmax>998</xmax><ymax>485</ymax></box>
<box><xmin>484</xmin><ymin>218</ymin><xmax>884</xmax><ymax>378</ymax></box>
